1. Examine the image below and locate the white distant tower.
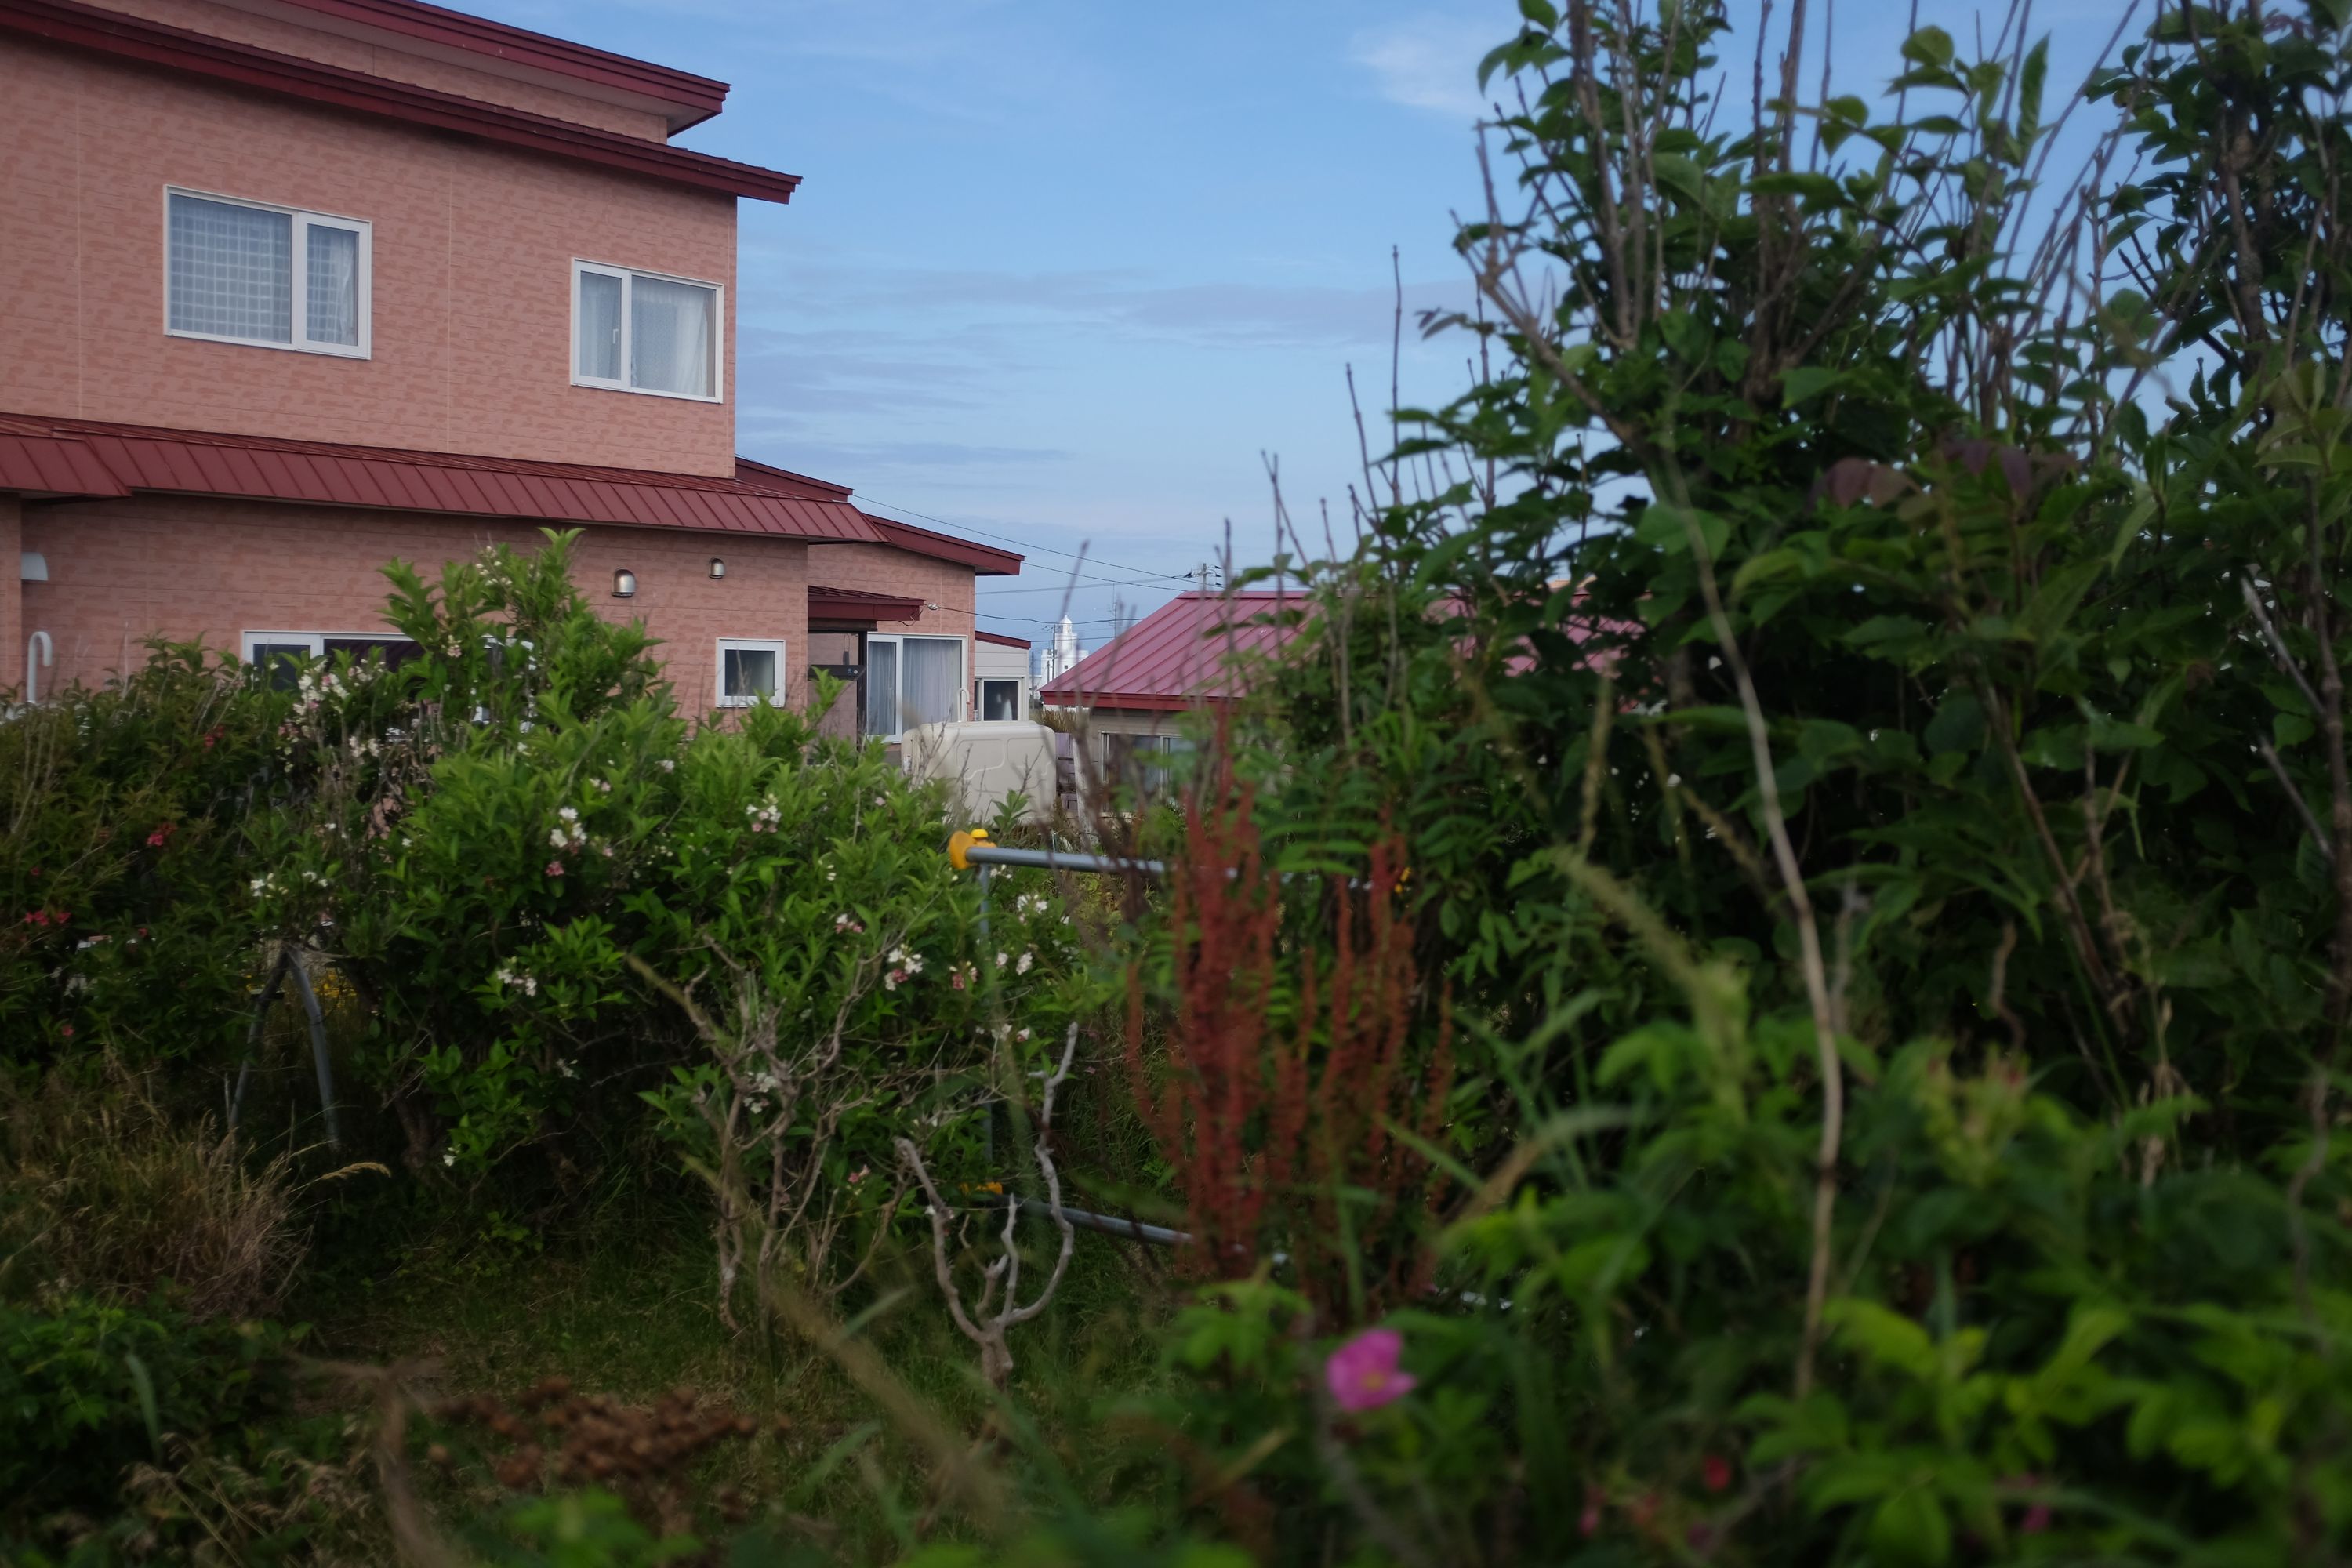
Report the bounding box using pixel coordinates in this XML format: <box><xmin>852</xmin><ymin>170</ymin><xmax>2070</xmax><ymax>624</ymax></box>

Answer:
<box><xmin>1039</xmin><ymin>615</ymin><xmax>1085</xmax><ymax>681</ymax></box>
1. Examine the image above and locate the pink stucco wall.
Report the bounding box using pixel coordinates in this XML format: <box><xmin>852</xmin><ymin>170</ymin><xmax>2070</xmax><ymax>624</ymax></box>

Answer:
<box><xmin>18</xmin><ymin>496</ymin><xmax>808</xmax><ymax>714</ymax></box>
<box><xmin>0</xmin><ymin>498</ymin><xmax>21</xmax><ymax>695</ymax></box>
<box><xmin>805</xmin><ymin>539</ymin><xmax>979</xmax><ymax>717</ymax></box>
<box><xmin>94</xmin><ymin>0</ymin><xmax>674</xmax><ymax>140</ymax></box>
<box><xmin>0</xmin><ymin>38</ymin><xmax>739</xmax><ymax>476</ymax></box>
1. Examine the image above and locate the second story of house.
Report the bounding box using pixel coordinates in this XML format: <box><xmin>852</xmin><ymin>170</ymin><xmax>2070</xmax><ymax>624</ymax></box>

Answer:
<box><xmin>0</xmin><ymin>0</ymin><xmax>797</xmax><ymax>477</ymax></box>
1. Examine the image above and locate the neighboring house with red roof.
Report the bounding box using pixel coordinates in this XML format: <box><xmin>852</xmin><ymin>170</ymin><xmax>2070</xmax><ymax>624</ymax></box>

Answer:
<box><xmin>1036</xmin><ymin>590</ymin><xmax>1301</xmax><ymax>793</ymax></box>
<box><xmin>0</xmin><ymin>0</ymin><xmax>1018</xmax><ymax>717</ymax></box>
<box><xmin>1037</xmin><ymin>584</ymin><xmax>1632</xmax><ymax>795</ymax></box>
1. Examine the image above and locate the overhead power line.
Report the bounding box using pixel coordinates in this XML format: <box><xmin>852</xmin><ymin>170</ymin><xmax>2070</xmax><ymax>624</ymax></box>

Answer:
<box><xmin>977</xmin><ymin>573</ymin><xmax>1192</xmax><ymax>597</ymax></box>
<box><xmin>854</xmin><ymin>493</ymin><xmax>1185</xmax><ymax>580</ymax></box>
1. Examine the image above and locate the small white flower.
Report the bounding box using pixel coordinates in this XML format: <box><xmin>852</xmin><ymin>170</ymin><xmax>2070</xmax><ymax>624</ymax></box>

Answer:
<box><xmin>659</xmin><ymin>759</ymin><xmax>676</xmax><ymax>772</ymax></box>
<box><xmin>549</xmin><ymin>828</ymin><xmax>569</xmax><ymax>848</ymax></box>
<box><xmin>558</xmin><ymin>806</ymin><xmax>579</xmax><ymax>822</ymax></box>
<box><xmin>1016</xmin><ymin>950</ymin><xmax>1034</xmax><ymax>975</ymax></box>
<box><xmin>996</xmin><ymin>951</ymin><xmax>1009</xmax><ymax>967</ymax></box>
<box><xmin>557</xmin><ymin>1058</ymin><xmax>576</xmax><ymax>1079</ymax></box>
<box><xmin>442</xmin><ymin>1150</ymin><xmax>457</xmax><ymax>1167</ymax></box>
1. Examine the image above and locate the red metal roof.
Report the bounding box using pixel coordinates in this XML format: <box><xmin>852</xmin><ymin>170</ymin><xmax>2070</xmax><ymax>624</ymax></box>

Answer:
<box><xmin>1038</xmin><ymin>591</ymin><xmax>1301</xmax><ymax>712</ymax></box>
<box><xmin>833</xmin><ymin>513</ymin><xmax>1022</xmax><ymax>577</ymax></box>
<box><xmin>735</xmin><ymin>457</ymin><xmax>852</xmax><ymax>500</ymax></box>
<box><xmin>1</xmin><ymin>0</ymin><xmax>800</xmax><ymax>205</ymax></box>
<box><xmin>0</xmin><ymin>414</ymin><xmax>882</xmax><ymax>542</ymax></box>
<box><xmin>975</xmin><ymin>630</ymin><xmax>1030</xmax><ymax>648</ymax></box>
<box><xmin>809</xmin><ymin>585</ymin><xmax>924</xmax><ymax>622</ymax></box>
<box><xmin>0</xmin><ymin>428</ymin><xmax>130</xmax><ymax>497</ymax></box>
<box><xmin>1036</xmin><ymin>588</ymin><xmax>1636</xmax><ymax>712</ymax></box>
<box><xmin>261</xmin><ymin>0</ymin><xmax>731</xmax><ymax>133</ymax></box>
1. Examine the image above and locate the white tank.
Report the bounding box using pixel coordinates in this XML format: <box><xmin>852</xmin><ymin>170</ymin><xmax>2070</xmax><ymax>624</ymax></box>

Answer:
<box><xmin>899</xmin><ymin>720</ymin><xmax>1058</xmax><ymax>826</ymax></box>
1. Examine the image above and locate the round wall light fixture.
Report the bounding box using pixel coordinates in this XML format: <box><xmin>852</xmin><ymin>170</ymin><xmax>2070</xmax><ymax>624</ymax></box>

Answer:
<box><xmin>710</xmin><ymin>557</ymin><xmax>727</xmax><ymax>579</ymax></box>
<box><xmin>612</xmin><ymin>568</ymin><xmax>637</xmax><ymax>598</ymax></box>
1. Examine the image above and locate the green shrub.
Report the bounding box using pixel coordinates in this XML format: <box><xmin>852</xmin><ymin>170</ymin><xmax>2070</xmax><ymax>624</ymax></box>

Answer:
<box><xmin>0</xmin><ymin>1295</ymin><xmax>306</xmax><ymax>1533</ymax></box>
<box><xmin>0</xmin><ymin>646</ymin><xmax>289</xmax><ymax>1074</ymax></box>
<box><xmin>1087</xmin><ymin>1</ymin><xmax>2352</xmax><ymax>1562</ymax></box>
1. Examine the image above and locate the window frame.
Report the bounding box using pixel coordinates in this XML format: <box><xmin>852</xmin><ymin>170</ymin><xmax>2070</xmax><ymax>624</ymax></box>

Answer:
<box><xmin>715</xmin><ymin>637</ymin><xmax>789</xmax><ymax>710</ymax></box>
<box><xmin>864</xmin><ymin>633</ymin><xmax>967</xmax><ymax>740</ymax></box>
<box><xmin>978</xmin><ymin>677</ymin><xmax>1024</xmax><ymax>722</ymax></box>
<box><xmin>570</xmin><ymin>259</ymin><xmax>725</xmax><ymax>404</ymax></box>
<box><xmin>164</xmin><ymin>187</ymin><xmax>372</xmax><ymax>359</ymax></box>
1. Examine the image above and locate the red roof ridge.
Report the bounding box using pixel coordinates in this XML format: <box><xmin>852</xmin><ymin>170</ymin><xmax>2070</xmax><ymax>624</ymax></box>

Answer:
<box><xmin>976</xmin><ymin>630</ymin><xmax>1030</xmax><ymax>648</ymax></box>
<box><xmin>0</xmin><ymin>0</ymin><xmax>800</xmax><ymax>205</ymax></box>
<box><xmin>734</xmin><ymin>456</ymin><xmax>853</xmax><ymax>499</ymax></box>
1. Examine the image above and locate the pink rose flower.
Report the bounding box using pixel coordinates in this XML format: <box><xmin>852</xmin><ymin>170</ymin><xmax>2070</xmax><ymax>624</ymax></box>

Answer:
<box><xmin>545</xmin><ymin>860</ymin><xmax>565</xmax><ymax>877</ymax></box>
<box><xmin>1325</xmin><ymin>1327</ymin><xmax>1415</xmax><ymax>1414</ymax></box>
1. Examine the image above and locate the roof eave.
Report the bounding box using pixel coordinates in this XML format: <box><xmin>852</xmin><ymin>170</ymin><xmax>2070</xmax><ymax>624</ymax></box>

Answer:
<box><xmin>0</xmin><ymin>0</ymin><xmax>801</xmax><ymax>205</ymax></box>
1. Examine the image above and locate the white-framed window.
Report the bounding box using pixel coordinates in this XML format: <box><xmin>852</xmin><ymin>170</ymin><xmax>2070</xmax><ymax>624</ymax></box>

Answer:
<box><xmin>978</xmin><ymin>677</ymin><xmax>1023</xmax><ymax>722</ymax></box>
<box><xmin>1106</xmin><ymin>732</ymin><xmax>1192</xmax><ymax>798</ymax></box>
<box><xmin>166</xmin><ymin>189</ymin><xmax>370</xmax><ymax>357</ymax></box>
<box><xmin>572</xmin><ymin>260</ymin><xmax>722</xmax><ymax>401</ymax></box>
<box><xmin>716</xmin><ymin>638</ymin><xmax>787</xmax><ymax>708</ymax></box>
<box><xmin>863</xmin><ymin>634</ymin><xmax>964</xmax><ymax>739</ymax></box>
<box><xmin>241</xmin><ymin>631</ymin><xmax>418</xmax><ymax>688</ymax></box>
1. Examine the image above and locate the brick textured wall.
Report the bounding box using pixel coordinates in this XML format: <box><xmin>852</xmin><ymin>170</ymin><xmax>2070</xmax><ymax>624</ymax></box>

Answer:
<box><xmin>18</xmin><ymin>496</ymin><xmax>808</xmax><ymax>713</ymax></box>
<box><xmin>94</xmin><ymin>0</ymin><xmax>674</xmax><ymax>140</ymax></box>
<box><xmin>0</xmin><ymin>40</ymin><xmax>739</xmax><ymax>475</ymax></box>
<box><xmin>0</xmin><ymin>497</ymin><xmax>20</xmax><ymax>694</ymax></box>
<box><xmin>803</xmin><ymin>539</ymin><xmax>978</xmax><ymax>718</ymax></box>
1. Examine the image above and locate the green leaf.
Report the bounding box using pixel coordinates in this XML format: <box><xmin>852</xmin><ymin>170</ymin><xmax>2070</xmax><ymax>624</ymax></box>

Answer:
<box><xmin>1781</xmin><ymin>366</ymin><xmax>1843</xmax><ymax>406</ymax></box>
<box><xmin>2017</xmin><ymin>38</ymin><xmax>2049</xmax><ymax>148</ymax></box>
<box><xmin>1870</xmin><ymin>1487</ymin><xmax>1953</xmax><ymax>1567</ymax></box>
<box><xmin>2276</xmin><ymin>713</ymin><xmax>2316</xmax><ymax>747</ymax></box>
<box><xmin>1635</xmin><ymin>503</ymin><xmax>1730</xmax><ymax>558</ymax></box>
<box><xmin>1924</xmin><ymin>692</ymin><xmax>1985</xmax><ymax>755</ymax></box>
<box><xmin>1902</xmin><ymin>25</ymin><xmax>1955</xmax><ymax>67</ymax></box>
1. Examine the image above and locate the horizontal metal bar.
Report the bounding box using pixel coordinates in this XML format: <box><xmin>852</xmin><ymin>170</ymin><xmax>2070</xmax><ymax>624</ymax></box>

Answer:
<box><xmin>1011</xmin><ymin>1196</ymin><xmax>1191</xmax><ymax>1247</ymax></box>
<box><xmin>963</xmin><ymin>844</ymin><xmax>1168</xmax><ymax>877</ymax></box>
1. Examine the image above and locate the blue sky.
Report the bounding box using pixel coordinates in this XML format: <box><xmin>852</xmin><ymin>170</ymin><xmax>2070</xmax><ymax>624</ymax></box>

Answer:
<box><xmin>471</xmin><ymin>0</ymin><xmax>2135</xmax><ymax>652</ymax></box>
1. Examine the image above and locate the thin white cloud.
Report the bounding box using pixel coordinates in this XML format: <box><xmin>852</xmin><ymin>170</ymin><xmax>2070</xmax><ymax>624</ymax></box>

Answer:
<box><xmin>1349</xmin><ymin>15</ymin><xmax>1495</xmax><ymax>122</ymax></box>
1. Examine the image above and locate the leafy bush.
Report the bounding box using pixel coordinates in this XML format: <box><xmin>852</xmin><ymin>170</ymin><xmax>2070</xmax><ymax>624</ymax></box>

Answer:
<box><xmin>0</xmin><ymin>646</ymin><xmax>289</xmax><ymax>1073</ymax></box>
<box><xmin>0</xmin><ymin>1295</ymin><xmax>315</xmax><ymax>1546</ymax></box>
<box><xmin>1086</xmin><ymin>1</ymin><xmax>2352</xmax><ymax>1562</ymax></box>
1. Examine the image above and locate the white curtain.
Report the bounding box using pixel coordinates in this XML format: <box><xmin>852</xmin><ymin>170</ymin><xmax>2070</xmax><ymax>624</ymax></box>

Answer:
<box><xmin>169</xmin><ymin>194</ymin><xmax>290</xmax><ymax>343</ymax></box>
<box><xmin>576</xmin><ymin>271</ymin><xmax>622</xmax><ymax>380</ymax></box>
<box><xmin>304</xmin><ymin>223</ymin><xmax>358</xmax><ymax>347</ymax></box>
<box><xmin>902</xmin><ymin>637</ymin><xmax>961</xmax><ymax>730</ymax></box>
<box><xmin>863</xmin><ymin>640</ymin><xmax>898</xmax><ymax>736</ymax></box>
<box><xmin>631</xmin><ymin>276</ymin><xmax>714</xmax><ymax>396</ymax></box>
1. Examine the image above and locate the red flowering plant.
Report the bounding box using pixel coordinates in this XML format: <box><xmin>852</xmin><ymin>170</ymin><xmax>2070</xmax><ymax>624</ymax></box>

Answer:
<box><xmin>0</xmin><ymin>641</ymin><xmax>292</xmax><ymax>1073</ymax></box>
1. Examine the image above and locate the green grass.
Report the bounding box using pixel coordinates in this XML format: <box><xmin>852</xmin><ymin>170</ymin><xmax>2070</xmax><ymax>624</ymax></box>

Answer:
<box><xmin>292</xmin><ymin>1202</ymin><xmax>1185</xmax><ymax>1561</ymax></box>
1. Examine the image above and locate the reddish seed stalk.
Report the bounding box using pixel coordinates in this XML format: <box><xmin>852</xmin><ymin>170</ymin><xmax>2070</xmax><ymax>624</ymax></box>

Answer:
<box><xmin>1127</xmin><ymin>744</ymin><xmax>1454</xmax><ymax>1321</ymax></box>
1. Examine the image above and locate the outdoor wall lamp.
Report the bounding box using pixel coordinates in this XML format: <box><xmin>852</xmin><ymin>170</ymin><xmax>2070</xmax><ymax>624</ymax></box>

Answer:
<box><xmin>612</xmin><ymin>568</ymin><xmax>637</xmax><ymax>598</ymax></box>
<box><xmin>710</xmin><ymin>557</ymin><xmax>726</xmax><ymax>579</ymax></box>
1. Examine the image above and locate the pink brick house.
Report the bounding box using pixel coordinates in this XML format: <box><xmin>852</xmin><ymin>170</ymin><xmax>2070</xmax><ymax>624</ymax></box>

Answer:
<box><xmin>0</xmin><ymin>0</ymin><xmax>1018</xmax><ymax>728</ymax></box>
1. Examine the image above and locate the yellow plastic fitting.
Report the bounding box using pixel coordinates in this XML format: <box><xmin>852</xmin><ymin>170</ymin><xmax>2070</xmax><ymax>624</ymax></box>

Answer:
<box><xmin>948</xmin><ymin>827</ymin><xmax>992</xmax><ymax>870</ymax></box>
